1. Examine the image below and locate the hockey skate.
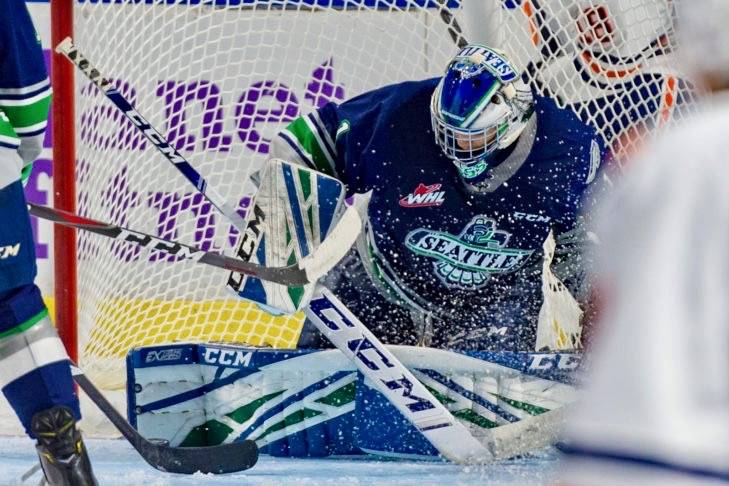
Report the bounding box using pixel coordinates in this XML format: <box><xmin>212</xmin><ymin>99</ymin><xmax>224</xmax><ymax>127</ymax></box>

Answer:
<box><xmin>31</xmin><ymin>406</ymin><xmax>98</xmax><ymax>486</ymax></box>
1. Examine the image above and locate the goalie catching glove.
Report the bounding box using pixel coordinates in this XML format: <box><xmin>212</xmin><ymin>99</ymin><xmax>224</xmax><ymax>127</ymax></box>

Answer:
<box><xmin>227</xmin><ymin>158</ymin><xmax>368</xmax><ymax>314</ymax></box>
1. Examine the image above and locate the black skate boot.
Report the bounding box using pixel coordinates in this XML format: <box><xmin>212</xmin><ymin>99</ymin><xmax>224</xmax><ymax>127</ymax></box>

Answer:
<box><xmin>31</xmin><ymin>405</ymin><xmax>98</xmax><ymax>486</ymax></box>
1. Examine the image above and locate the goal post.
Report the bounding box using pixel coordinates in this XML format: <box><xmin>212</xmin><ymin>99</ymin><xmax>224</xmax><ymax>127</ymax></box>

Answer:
<box><xmin>51</xmin><ymin>0</ymin><xmax>77</xmax><ymax>364</ymax></box>
<box><xmin>50</xmin><ymin>0</ymin><xmax>697</xmax><ymax>393</ymax></box>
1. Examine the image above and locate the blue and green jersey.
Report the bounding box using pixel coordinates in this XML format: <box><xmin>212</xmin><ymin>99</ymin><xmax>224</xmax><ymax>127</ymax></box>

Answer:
<box><xmin>273</xmin><ymin>79</ymin><xmax>604</xmax><ymax>350</ymax></box>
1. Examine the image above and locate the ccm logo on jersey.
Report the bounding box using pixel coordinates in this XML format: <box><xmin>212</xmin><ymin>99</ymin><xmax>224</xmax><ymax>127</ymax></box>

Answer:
<box><xmin>529</xmin><ymin>353</ymin><xmax>581</xmax><ymax>371</ymax></box>
<box><xmin>0</xmin><ymin>243</ymin><xmax>20</xmax><ymax>259</ymax></box>
<box><xmin>399</xmin><ymin>183</ymin><xmax>445</xmax><ymax>208</ymax></box>
<box><xmin>513</xmin><ymin>212</ymin><xmax>551</xmax><ymax>223</ymax></box>
<box><xmin>202</xmin><ymin>347</ymin><xmax>253</xmax><ymax>367</ymax></box>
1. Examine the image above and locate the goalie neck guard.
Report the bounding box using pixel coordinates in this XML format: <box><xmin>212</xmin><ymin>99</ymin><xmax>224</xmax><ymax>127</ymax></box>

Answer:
<box><xmin>430</xmin><ymin>45</ymin><xmax>534</xmax><ymax>183</ymax></box>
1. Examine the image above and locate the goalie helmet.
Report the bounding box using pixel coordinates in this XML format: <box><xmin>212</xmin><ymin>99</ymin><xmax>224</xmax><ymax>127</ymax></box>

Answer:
<box><xmin>430</xmin><ymin>45</ymin><xmax>534</xmax><ymax>181</ymax></box>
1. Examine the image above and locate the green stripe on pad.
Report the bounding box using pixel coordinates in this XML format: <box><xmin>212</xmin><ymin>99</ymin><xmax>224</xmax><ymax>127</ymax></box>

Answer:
<box><xmin>424</xmin><ymin>384</ymin><xmax>456</xmax><ymax>405</ymax></box>
<box><xmin>227</xmin><ymin>390</ymin><xmax>287</xmax><ymax>424</ymax></box>
<box><xmin>452</xmin><ymin>409</ymin><xmax>499</xmax><ymax>429</ymax></box>
<box><xmin>314</xmin><ymin>381</ymin><xmax>356</xmax><ymax>407</ymax></box>
<box><xmin>0</xmin><ymin>309</ymin><xmax>49</xmax><ymax>340</ymax></box>
<box><xmin>180</xmin><ymin>390</ymin><xmax>288</xmax><ymax>446</ymax></box>
<box><xmin>297</xmin><ymin>168</ymin><xmax>312</xmax><ymax>202</ymax></box>
<box><xmin>255</xmin><ymin>408</ymin><xmax>323</xmax><ymax>443</ymax></box>
<box><xmin>179</xmin><ymin>419</ymin><xmax>234</xmax><ymax>447</ymax></box>
<box><xmin>496</xmin><ymin>395</ymin><xmax>549</xmax><ymax>416</ymax></box>
<box><xmin>287</xmin><ymin>285</ymin><xmax>305</xmax><ymax>310</ymax></box>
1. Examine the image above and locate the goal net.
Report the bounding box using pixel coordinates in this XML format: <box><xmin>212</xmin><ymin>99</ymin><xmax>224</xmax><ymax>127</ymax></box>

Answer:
<box><xmin>59</xmin><ymin>0</ymin><xmax>696</xmax><ymax>391</ymax></box>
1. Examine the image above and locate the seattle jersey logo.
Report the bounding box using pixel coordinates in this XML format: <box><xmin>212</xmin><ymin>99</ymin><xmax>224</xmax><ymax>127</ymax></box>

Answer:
<box><xmin>399</xmin><ymin>183</ymin><xmax>445</xmax><ymax>208</ymax></box>
<box><xmin>404</xmin><ymin>216</ymin><xmax>533</xmax><ymax>289</ymax></box>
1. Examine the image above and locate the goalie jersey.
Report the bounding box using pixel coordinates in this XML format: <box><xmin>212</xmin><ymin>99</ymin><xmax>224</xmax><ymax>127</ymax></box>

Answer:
<box><xmin>272</xmin><ymin>78</ymin><xmax>604</xmax><ymax>351</ymax></box>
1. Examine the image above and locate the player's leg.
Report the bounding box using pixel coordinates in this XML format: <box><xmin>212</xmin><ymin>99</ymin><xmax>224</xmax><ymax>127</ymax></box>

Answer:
<box><xmin>0</xmin><ymin>134</ymin><xmax>97</xmax><ymax>484</ymax></box>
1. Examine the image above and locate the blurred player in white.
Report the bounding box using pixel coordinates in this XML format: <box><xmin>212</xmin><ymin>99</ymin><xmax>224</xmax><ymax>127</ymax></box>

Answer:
<box><xmin>558</xmin><ymin>1</ymin><xmax>729</xmax><ymax>484</ymax></box>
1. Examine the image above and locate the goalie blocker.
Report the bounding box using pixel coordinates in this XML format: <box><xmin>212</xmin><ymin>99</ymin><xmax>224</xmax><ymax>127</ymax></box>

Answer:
<box><xmin>126</xmin><ymin>343</ymin><xmax>579</xmax><ymax>458</ymax></box>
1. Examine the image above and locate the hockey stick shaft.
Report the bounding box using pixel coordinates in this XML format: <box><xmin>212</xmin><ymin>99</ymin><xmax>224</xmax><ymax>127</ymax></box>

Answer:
<box><xmin>16</xmin><ymin>463</ymin><xmax>41</xmax><ymax>484</ymax></box>
<box><xmin>305</xmin><ymin>285</ymin><xmax>493</xmax><ymax>464</ymax></box>
<box><xmin>70</xmin><ymin>363</ymin><xmax>258</xmax><ymax>474</ymax></box>
<box><xmin>306</xmin><ymin>286</ymin><xmax>568</xmax><ymax>463</ymax></box>
<box><xmin>55</xmin><ymin>37</ymin><xmax>248</xmax><ymax>232</ymax></box>
<box><xmin>28</xmin><ymin>203</ymin><xmax>311</xmax><ymax>286</ymax></box>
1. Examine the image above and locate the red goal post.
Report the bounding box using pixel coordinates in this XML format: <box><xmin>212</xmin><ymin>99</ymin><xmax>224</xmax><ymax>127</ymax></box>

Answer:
<box><xmin>49</xmin><ymin>0</ymin><xmax>697</xmax><ymax>389</ymax></box>
<box><xmin>51</xmin><ymin>0</ymin><xmax>77</xmax><ymax>362</ymax></box>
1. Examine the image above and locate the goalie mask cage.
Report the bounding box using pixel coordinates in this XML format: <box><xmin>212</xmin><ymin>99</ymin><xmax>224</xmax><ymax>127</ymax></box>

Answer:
<box><xmin>50</xmin><ymin>0</ymin><xmax>696</xmax><ymax>392</ymax></box>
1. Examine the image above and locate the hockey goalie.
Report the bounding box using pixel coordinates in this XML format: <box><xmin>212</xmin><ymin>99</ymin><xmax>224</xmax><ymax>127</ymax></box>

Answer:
<box><xmin>126</xmin><ymin>44</ymin><xmax>600</xmax><ymax>462</ymax></box>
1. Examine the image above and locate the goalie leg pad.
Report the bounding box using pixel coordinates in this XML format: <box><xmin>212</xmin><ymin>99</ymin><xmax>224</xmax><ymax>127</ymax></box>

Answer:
<box><xmin>128</xmin><ymin>345</ymin><xmax>361</xmax><ymax>457</ymax></box>
<box><xmin>128</xmin><ymin>344</ymin><xmax>579</xmax><ymax>459</ymax></box>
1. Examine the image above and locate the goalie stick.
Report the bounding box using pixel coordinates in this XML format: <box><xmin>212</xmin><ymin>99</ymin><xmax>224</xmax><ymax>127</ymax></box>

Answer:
<box><xmin>28</xmin><ymin>203</ymin><xmax>362</xmax><ymax>286</ymax></box>
<box><xmin>306</xmin><ymin>287</ymin><xmax>568</xmax><ymax>463</ymax></box>
<box><xmin>70</xmin><ymin>363</ymin><xmax>259</xmax><ymax>474</ymax></box>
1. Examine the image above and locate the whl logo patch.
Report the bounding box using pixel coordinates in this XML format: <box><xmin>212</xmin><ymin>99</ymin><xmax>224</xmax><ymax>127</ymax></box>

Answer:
<box><xmin>405</xmin><ymin>216</ymin><xmax>533</xmax><ymax>289</ymax></box>
<box><xmin>399</xmin><ymin>183</ymin><xmax>445</xmax><ymax>208</ymax></box>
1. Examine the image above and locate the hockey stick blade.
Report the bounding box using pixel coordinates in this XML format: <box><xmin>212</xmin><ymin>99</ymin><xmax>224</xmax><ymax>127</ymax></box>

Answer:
<box><xmin>28</xmin><ymin>203</ymin><xmax>315</xmax><ymax>286</ymax></box>
<box><xmin>71</xmin><ymin>364</ymin><xmax>259</xmax><ymax>474</ymax></box>
<box><xmin>474</xmin><ymin>406</ymin><xmax>569</xmax><ymax>461</ymax></box>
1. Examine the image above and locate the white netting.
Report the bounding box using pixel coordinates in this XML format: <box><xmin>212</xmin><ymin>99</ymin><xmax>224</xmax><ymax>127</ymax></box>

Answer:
<box><xmin>468</xmin><ymin>0</ymin><xmax>699</xmax><ymax>157</ymax></box>
<box><xmin>70</xmin><ymin>0</ymin><xmax>697</xmax><ymax>390</ymax></box>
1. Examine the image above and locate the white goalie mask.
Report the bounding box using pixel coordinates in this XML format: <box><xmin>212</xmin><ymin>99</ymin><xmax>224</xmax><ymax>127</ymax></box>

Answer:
<box><xmin>430</xmin><ymin>45</ymin><xmax>534</xmax><ymax>180</ymax></box>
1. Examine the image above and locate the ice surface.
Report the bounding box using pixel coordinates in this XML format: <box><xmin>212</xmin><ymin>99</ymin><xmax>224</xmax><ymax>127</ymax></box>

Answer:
<box><xmin>1</xmin><ymin>437</ymin><xmax>559</xmax><ymax>485</ymax></box>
